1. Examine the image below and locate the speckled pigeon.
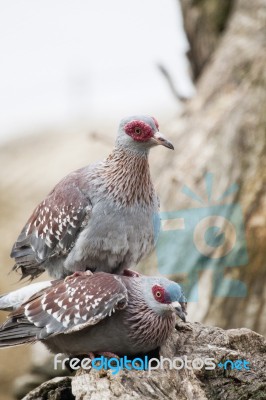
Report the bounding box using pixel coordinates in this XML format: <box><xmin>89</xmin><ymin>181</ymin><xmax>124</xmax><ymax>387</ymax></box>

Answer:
<box><xmin>0</xmin><ymin>271</ymin><xmax>187</xmax><ymax>356</ymax></box>
<box><xmin>10</xmin><ymin>115</ymin><xmax>174</xmax><ymax>280</ymax></box>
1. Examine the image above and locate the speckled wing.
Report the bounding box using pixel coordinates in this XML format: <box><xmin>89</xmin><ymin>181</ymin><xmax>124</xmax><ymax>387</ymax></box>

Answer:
<box><xmin>10</xmin><ymin>172</ymin><xmax>92</xmax><ymax>279</ymax></box>
<box><xmin>8</xmin><ymin>272</ymin><xmax>128</xmax><ymax>342</ymax></box>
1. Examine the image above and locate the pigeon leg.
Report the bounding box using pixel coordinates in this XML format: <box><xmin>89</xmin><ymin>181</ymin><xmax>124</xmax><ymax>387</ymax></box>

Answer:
<box><xmin>64</xmin><ymin>270</ymin><xmax>93</xmax><ymax>283</ymax></box>
<box><xmin>88</xmin><ymin>351</ymin><xmax>96</xmax><ymax>360</ymax></box>
<box><xmin>98</xmin><ymin>351</ymin><xmax>120</xmax><ymax>359</ymax></box>
<box><xmin>88</xmin><ymin>351</ymin><xmax>119</xmax><ymax>359</ymax></box>
<box><xmin>123</xmin><ymin>269</ymin><xmax>140</xmax><ymax>278</ymax></box>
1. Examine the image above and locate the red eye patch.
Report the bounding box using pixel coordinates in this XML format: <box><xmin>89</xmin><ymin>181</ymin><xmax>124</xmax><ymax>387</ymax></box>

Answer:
<box><xmin>152</xmin><ymin>285</ymin><xmax>167</xmax><ymax>304</ymax></box>
<box><xmin>124</xmin><ymin>120</ymin><xmax>154</xmax><ymax>142</ymax></box>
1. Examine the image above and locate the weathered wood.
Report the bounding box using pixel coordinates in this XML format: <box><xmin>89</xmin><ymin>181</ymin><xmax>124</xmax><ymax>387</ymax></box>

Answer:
<box><xmin>179</xmin><ymin>0</ymin><xmax>234</xmax><ymax>79</ymax></box>
<box><xmin>22</xmin><ymin>322</ymin><xmax>266</xmax><ymax>400</ymax></box>
<box><xmin>22</xmin><ymin>376</ymin><xmax>73</xmax><ymax>400</ymax></box>
<box><xmin>152</xmin><ymin>0</ymin><xmax>266</xmax><ymax>335</ymax></box>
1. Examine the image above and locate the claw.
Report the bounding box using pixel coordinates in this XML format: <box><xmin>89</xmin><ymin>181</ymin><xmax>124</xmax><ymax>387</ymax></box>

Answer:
<box><xmin>123</xmin><ymin>269</ymin><xmax>140</xmax><ymax>278</ymax></box>
<box><xmin>64</xmin><ymin>270</ymin><xmax>93</xmax><ymax>283</ymax></box>
<box><xmin>88</xmin><ymin>351</ymin><xmax>119</xmax><ymax>359</ymax></box>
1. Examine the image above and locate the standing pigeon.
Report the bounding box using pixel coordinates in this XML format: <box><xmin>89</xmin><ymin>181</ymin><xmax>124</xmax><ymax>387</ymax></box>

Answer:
<box><xmin>0</xmin><ymin>271</ymin><xmax>187</xmax><ymax>355</ymax></box>
<box><xmin>11</xmin><ymin>115</ymin><xmax>174</xmax><ymax>280</ymax></box>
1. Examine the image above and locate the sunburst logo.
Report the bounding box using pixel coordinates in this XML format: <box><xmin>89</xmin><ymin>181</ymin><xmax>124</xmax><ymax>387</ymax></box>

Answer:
<box><xmin>155</xmin><ymin>173</ymin><xmax>248</xmax><ymax>299</ymax></box>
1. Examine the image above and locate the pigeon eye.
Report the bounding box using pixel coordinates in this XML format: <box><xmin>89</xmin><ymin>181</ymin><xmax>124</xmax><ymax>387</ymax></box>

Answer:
<box><xmin>135</xmin><ymin>127</ymin><xmax>142</xmax><ymax>135</ymax></box>
<box><xmin>155</xmin><ymin>291</ymin><xmax>162</xmax><ymax>298</ymax></box>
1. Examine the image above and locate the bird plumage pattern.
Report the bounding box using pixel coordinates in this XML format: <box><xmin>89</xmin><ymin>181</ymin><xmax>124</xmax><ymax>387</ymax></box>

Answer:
<box><xmin>11</xmin><ymin>115</ymin><xmax>174</xmax><ymax>280</ymax></box>
<box><xmin>0</xmin><ymin>271</ymin><xmax>186</xmax><ymax>356</ymax></box>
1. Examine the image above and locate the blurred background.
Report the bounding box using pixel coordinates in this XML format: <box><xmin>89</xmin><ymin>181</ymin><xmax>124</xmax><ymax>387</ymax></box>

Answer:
<box><xmin>0</xmin><ymin>0</ymin><xmax>265</xmax><ymax>399</ymax></box>
<box><xmin>0</xmin><ymin>0</ymin><xmax>194</xmax><ymax>142</ymax></box>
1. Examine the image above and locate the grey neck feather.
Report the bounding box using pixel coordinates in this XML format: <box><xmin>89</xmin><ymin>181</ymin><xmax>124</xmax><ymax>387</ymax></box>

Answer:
<box><xmin>114</xmin><ymin>143</ymin><xmax>149</xmax><ymax>158</ymax></box>
<box><xmin>102</xmin><ymin>145</ymin><xmax>155</xmax><ymax>207</ymax></box>
<box><xmin>124</xmin><ymin>279</ymin><xmax>175</xmax><ymax>348</ymax></box>
<box><xmin>115</xmin><ymin>131</ymin><xmax>152</xmax><ymax>157</ymax></box>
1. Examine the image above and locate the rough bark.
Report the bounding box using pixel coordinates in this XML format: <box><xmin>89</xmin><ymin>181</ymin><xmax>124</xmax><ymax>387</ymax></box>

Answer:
<box><xmin>151</xmin><ymin>0</ymin><xmax>266</xmax><ymax>335</ymax></box>
<box><xmin>22</xmin><ymin>377</ymin><xmax>73</xmax><ymax>400</ymax></box>
<box><xmin>179</xmin><ymin>0</ymin><xmax>235</xmax><ymax>79</ymax></box>
<box><xmin>22</xmin><ymin>322</ymin><xmax>266</xmax><ymax>400</ymax></box>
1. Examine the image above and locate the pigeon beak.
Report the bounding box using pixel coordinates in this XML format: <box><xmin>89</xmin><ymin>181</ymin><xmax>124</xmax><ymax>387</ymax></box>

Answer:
<box><xmin>151</xmin><ymin>132</ymin><xmax>174</xmax><ymax>150</ymax></box>
<box><xmin>172</xmin><ymin>301</ymin><xmax>187</xmax><ymax>322</ymax></box>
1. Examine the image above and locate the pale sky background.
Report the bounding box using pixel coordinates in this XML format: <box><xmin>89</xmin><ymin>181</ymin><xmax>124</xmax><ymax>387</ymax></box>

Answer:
<box><xmin>0</xmin><ymin>0</ymin><xmax>194</xmax><ymax>142</ymax></box>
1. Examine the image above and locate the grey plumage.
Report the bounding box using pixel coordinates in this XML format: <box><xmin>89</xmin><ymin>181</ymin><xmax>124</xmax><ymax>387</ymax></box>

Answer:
<box><xmin>11</xmin><ymin>115</ymin><xmax>174</xmax><ymax>280</ymax></box>
<box><xmin>0</xmin><ymin>272</ymin><xmax>187</xmax><ymax>356</ymax></box>
<box><xmin>0</xmin><ymin>281</ymin><xmax>51</xmax><ymax>311</ymax></box>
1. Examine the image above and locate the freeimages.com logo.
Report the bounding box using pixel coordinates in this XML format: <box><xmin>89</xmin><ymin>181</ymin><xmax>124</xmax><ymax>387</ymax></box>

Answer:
<box><xmin>154</xmin><ymin>173</ymin><xmax>248</xmax><ymax>299</ymax></box>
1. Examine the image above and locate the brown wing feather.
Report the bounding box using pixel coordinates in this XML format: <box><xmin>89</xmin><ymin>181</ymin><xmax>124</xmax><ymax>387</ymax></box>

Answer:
<box><xmin>11</xmin><ymin>171</ymin><xmax>92</xmax><ymax>279</ymax></box>
<box><xmin>0</xmin><ymin>273</ymin><xmax>128</xmax><ymax>346</ymax></box>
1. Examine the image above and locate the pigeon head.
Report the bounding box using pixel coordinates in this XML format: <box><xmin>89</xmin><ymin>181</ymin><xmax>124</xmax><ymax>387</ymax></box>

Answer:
<box><xmin>116</xmin><ymin>115</ymin><xmax>174</xmax><ymax>153</ymax></box>
<box><xmin>141</xmin><ymin>276</ymin><xmax>187</xmax><ymax>322</ymax></box>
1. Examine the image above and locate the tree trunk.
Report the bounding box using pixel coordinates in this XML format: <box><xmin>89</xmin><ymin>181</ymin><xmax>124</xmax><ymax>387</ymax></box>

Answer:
<box><xmin>179</xmin><ymin>0</ymin><xmax>234</xmax><ymax>79</ymax></box>
<box><xmin>22</xmin><ymin>323</ymin><xmax>266</xmax><ymax>400</ymax></box>
<box><xmin>152</xmin><ymin>0</ymin><xmax>266</xmax><ymax>335</ymax></box>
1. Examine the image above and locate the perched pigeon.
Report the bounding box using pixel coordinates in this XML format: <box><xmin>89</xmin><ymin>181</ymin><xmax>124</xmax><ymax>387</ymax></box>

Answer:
<box><xmin>11</xmin><ymin>115</ymin><xmax>174</xmax><ymax>280</ymax></box>
<box><xmin>0</xmin><ymin>271</ymin><xmax>187</xmax><ymax>356</ymax></box>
